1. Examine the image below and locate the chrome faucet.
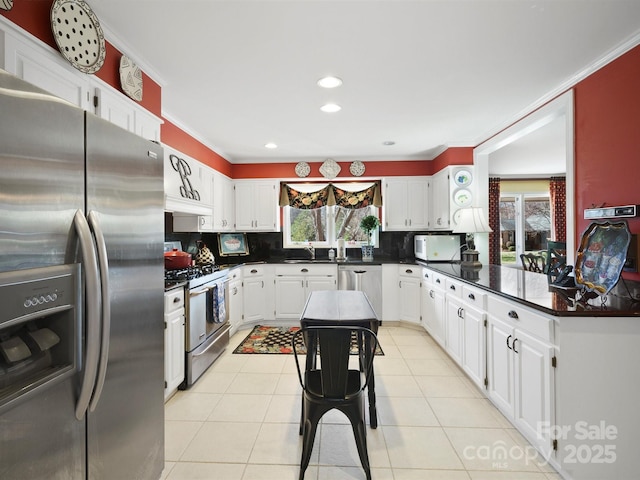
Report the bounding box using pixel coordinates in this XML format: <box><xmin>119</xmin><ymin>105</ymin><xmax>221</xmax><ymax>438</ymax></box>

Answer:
<box><xmin>304</xmin><ymin>245</ymin><xmax>315</xmax><ymax>260</ymax></box>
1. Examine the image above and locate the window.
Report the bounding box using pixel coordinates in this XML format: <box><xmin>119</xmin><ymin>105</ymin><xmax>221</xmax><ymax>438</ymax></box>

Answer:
<box><xmin>499</xmin><ymin>193</ymin><xmax>551</xmax><ymax>266</ymax></box>
<box><xmin>283</xmin><ymin>205</ymin><xmax>379</xmax><ymax>248</ymax></box>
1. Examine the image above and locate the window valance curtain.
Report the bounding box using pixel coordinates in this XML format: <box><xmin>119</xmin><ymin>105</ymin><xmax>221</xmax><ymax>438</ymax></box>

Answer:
<box><xmin>279</xmin><ymin>181</ymin><xmax>382</xmax><ymax>210</ymax></box>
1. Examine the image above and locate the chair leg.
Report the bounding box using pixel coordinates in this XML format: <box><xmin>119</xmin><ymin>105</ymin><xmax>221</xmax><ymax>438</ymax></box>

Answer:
<box><xmin>341</xmin><ymin>404</ymin><xmax>371</xmax><ymax>480</ymax></box>
<box><xmin>299</xmin><ymin>401</ymin><xmax>323</xmax><ymax>480</ymax></box>
<box><xmin>299</xmin><ymin>394</ymin><xmax>304</xmax><ymax>435</ymax></box>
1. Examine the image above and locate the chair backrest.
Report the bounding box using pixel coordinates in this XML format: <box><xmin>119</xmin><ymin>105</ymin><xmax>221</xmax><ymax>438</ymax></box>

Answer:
<box><xmin>292</xmin><ymin>326</ymin><xmax>378</xmax><ymax>400</ymax></box>
<box><xmin>520</xmin><ymin>252</ymin><xmax>546</xmax><ymax>273</ymax></box>
<box><xmin>544</xmin><ymin>240</ymin><xmax>567</xmax><ymax>282</ymax></box>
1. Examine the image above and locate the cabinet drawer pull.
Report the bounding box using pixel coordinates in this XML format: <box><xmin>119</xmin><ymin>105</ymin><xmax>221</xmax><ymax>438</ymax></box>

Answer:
<box><xmin>436</xmin><ymin>278</ymin><xmax>441</xmax><ymax>284</ymax></box>
<box><xmin>301</xmin><ymin>268</ymin><xmax>308</xmax><ymax>273</ymax></box>
<box><xmin>250</xmin><ymin>269</ymin><xmax>258</xmax><ymax>274</ymax></box>
<box><xmin>508</xmin><ymin>310</ymin><xmax>519</xmax><ymax>319</ymax></box>
<box><xmin>468</xmin><ymin>293</ymin><xmax>475</xmax><ymax>300</ymax></box>
<box><xmin>506</xmin><ymin>334</ymin><xmax>512</xmax><ymax>350</ymax></box>
<box><xmin>450</xmin><ymin>285</ymin><xmax>456</xmax><ymax>291</ymax></box>
<box><xmin>512</xmin><ymin>338</ymin><xmax>519</xmax><ymax>354</ymax></box>
<box><xmin>405</xmin><ymin>269</ymin><xmax>413</xmax><ymax>274</ymax></box>
<box><xmin>173</xmin><ymin>297</ymin><xmax>181</xmax><ymax>303</ymax></box>
<box><xmin>424</xmin><ymin>273</ymin><xmax>429</xmax><ymax>278</ymax></box>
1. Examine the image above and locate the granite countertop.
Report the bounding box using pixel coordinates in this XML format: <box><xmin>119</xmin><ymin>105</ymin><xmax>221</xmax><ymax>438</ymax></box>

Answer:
<box><xmin>420</xmin><ymin>262</ymin><xmax>640</xmax><ymax>317</ymax></box>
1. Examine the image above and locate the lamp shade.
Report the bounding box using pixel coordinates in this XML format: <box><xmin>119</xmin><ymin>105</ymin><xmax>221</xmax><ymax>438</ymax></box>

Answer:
<box><xmin>452</xmin><ymin>207</ymin><xmax>493</xmax><ymax>234</ymax></box>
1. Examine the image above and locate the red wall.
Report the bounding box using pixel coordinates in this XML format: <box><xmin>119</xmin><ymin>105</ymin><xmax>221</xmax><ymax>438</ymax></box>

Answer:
<box><xmin>161</xmin><ymin>120</ymin><xmax>233</xmax><ymax>177</ymax></box>
<box><xmin>574</xmin><ymin>45</ymin><xmax>640</xmax><ymax>281</ymax></box>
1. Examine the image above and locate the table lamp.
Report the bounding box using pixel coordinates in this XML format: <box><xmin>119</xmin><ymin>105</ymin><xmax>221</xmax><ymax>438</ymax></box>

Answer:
<box><xmin>452</xmin><ymin>207</ymin><xmax>493</xmax><ymax>269</ymax></box>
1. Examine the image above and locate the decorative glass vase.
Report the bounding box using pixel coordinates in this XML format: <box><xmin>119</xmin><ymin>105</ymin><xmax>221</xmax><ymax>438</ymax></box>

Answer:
<box><xmin>361</xmin><ymin>245</ymin><xmax>374</xmax><ymax>262</ymax></box>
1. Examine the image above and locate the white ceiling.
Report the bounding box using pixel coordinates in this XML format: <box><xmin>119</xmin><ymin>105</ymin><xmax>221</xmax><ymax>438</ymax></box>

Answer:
<box><xmin>89</xmin><ymin>1</ymin><xmax>640</xmax><ymax>164</ymax></box>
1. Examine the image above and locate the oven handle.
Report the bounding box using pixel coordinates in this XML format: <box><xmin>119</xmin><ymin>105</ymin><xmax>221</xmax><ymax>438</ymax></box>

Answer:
<box><xmin>190</xmin><ymin>286</ymin><xmax>212</xmax><ymax>296</ymax></box>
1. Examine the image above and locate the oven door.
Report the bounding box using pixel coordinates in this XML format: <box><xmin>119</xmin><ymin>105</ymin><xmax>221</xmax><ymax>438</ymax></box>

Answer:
<box><xmin>186</xmin><ymin>285</ymin><xmax>208</xmax><ymax>351</ymax></box>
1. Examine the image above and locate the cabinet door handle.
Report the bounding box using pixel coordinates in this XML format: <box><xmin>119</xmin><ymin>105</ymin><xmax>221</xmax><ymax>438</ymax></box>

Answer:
<box><xmin>468</xmin><ymin>293</ymin><xmax>475</xmax><ymax>300</ymax></box>
<box><xmin>424</xmin><ymin>273</ymin><xmax>429</xmax><ymax>279</ymax></box>
<box><xmin>399</xmin><ymin>281</ymin><xmax>402</xmax><ymax>288</ymax></box>
<box><xmin>450</xmin><ymin>285</ymin><xmax>456</xmax><ymax>291</ymax></box>
<box><xmin>458</xmin><ymin>307</ymin><xmax>464</xmax><ymax>318</ymax></box>
<box><xmin>512</xmin><ymin>338</ymin><xmax>519</xmax><ymax>354</ymax></box>
<box><xmin>506</xmin><ymin>334</ymin><xmax>512</xmax><ymax>350</ymax></box>
<box><xmin>436</xmin><ymin>278</ymin><xmax>441</xmax><ymax>284</ymax></box>
<box><xmin>508</xmin><ymin>310</ymin><xmax>519</xmax><ymax>319</ymax></box>
<box><xmin>429</xmin><ymin>290</ymin><xmax>434</xmax><ymax>298</ymax></box>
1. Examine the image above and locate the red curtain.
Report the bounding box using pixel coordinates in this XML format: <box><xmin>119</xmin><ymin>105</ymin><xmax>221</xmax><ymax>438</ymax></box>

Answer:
<box><xmin>489</xmin><ymin>177</ymin><xmax>501</xmax><ymax>265</ymax></box>
<box><xmin>550</xmin><ymin>177</ymin><xmax>566</xmax><ymax>242</ymax></box>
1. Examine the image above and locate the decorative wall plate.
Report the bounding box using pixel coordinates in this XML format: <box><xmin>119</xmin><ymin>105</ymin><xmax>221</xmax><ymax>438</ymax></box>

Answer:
<box><xmin>349</xmin><ymin>160</ymin><xmax>365</xmax><ymax>177</ymax></box>
<box><xmin>319</xmin><ymin>158</ymin><xmax>341</xmax><ymax>179</ymax></box>
<box><xmin>454</xmin><ymin>169</ymin><xmax>473</xmax><ymax>187</ymax></box>
<box><xmin>295</xmin><ymin>161</ymin><xmax>310</xmax><ymax>178</ymax></box>
<box><xmin>453</xmin><ymin>188</ymin><xmax>473</xmax><ymax>207</ymax></box>
<box><xmin>0</xmin><ymin>0</ymin><xmax>14</xmax><ymax>11</ymax></box>
<box><xmin>51</xmin><ymin>0</ymin><xmax>106</xmax><ymax>74</ymax></box>
<box><xmin>119</xmin><ymin>55</ymin><xmax>143</xmax><ymax>101</ymax></box>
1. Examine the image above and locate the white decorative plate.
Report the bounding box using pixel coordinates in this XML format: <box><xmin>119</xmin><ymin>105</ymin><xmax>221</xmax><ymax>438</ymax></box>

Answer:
<box><xmin>453</xmin><ymin>188</ymin><xmax>473</xmax><ymax>207</ymax></box>
<box><xmin>119</xmin><ymin>55</ymin><xmax>143</xmax><ymax>101</ymax></box>
<box><xmin>349</xmin><ymin>160</ymin><xmax>365</xmax><ymax>177</ymax></box>
<box><xmin>0</xmin><ymin>0</ymin><xmax>13</xmax><ymax>11</ymax></box>
<box><xmin>51</xmin><ymin>0</ymin><xmax>106</xmax><ymax>74</ymax></box>
<box><xmin>319</xmin><ymin>158</ymin><xmax>341</xmax><ymax>179</ymax></box>
<box><xmin>454</xmin><ymin>169</ymin><xmax>473</xmax><ymax>187</ymax></box>
<box><xmin>295</xmin><ymin>161</ymin><xmax>311</xmax><ymax>178</ymax></box>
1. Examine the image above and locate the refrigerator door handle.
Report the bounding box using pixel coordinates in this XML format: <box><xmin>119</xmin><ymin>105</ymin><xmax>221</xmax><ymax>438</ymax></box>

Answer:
<box><xmin>73</xmin><ymin>210</ymin><xmax>102</xmax><ymax>420</ymax></box>
<box><xmin>88</xmin><ymin>211</ymin><xmax>111</xmax><ymax>412</ymax></box>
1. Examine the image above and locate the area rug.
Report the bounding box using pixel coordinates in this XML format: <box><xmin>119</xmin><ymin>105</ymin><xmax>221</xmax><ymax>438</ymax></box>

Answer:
<box><xmin>233</xmin><ymin>325</ymin><xmax>383</xmax><ymax>355</ymax></box>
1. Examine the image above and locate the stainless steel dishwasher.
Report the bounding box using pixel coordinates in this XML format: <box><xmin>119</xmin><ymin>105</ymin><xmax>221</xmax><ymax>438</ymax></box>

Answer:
<box><xmin>337</xmin><ymin>265</ymin><xmax>382</xmax><ymax>321</ymax></box>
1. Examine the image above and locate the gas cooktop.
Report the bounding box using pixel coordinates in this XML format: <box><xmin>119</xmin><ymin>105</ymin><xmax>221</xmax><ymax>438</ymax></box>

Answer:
<box><xmin>165</xmin><ymin>264</ymin><xmax>219</xmax><ymax>289</ymax></box>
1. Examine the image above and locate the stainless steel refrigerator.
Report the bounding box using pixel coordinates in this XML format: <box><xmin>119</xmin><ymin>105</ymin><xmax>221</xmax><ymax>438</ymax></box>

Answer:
<box><xmin>0</xmin><ymin>69</ymin><xmax>164</xmax><ymax>479</ymax></box>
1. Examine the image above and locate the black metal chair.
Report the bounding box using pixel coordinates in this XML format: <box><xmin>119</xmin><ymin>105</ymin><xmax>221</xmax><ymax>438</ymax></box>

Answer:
<box><xmin>544</xmin><ymin>240</ymin><xmax>568</xmax><ymax>283</ymax></box>
<box><xmin>292</xmin><ymin>326</ymin><xmax>378</xmax><ymax>480</ymax></box>
<box><xmin>520</xmin><ymin>252</ymin><xmax>546</xmax><ymax>273</ymax></box>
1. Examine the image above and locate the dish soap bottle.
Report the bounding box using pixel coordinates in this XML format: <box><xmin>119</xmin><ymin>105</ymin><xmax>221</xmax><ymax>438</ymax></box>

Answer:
<box><xmin>328</xmin><ymin>248</ymin><xmax>335</xmax><ymax>261</ymax></box>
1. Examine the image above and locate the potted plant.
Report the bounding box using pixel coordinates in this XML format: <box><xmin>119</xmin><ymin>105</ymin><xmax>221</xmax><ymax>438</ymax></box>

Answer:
<box><xmin>360</xmin><ymin>214</ymin><xmax>380</xmax><ymax>261</ymax></box>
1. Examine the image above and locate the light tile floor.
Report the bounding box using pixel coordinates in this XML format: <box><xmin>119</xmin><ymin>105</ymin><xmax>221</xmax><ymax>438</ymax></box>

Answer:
<box><xmin>162</xmin><ymin>324</ymin><xmax>562</xmax><ymax>480</ymax></box>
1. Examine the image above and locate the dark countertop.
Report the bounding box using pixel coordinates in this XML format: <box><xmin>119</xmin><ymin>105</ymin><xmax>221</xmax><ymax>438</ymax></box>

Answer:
<box><xmin>419</xmin><ymin>261</ymin><xmax>640</xmax><ymax>317</ymax></box>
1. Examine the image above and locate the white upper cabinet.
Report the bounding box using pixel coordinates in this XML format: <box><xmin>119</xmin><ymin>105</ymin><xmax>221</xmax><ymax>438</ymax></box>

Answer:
<box><xmin>382</xmin><ymin>176</ymin><xmax>429</xmax><ymax>231</ymax></box>
<box><xmin>234</xmin><ymin>180</ymin><xmax>279</xmax><ymax>231</ymax></box>
<box><xmin>1</xmin><ymin>28</ymin><xmax>92</xmax><ymax>110</ymax></box>
<box><xmin>1</xmin><ymin>22</ymin><xmax>161</xmax><ymax>141</ymax></box>
<box><xmin>212</xmin><ymin>170</ymin><xmax>234</xmax><ymax>231</ymax></box>
<box><xmin>430</xmin><ymin>166</ymin><xmax>475</xmax><ymax>231</ymax></box>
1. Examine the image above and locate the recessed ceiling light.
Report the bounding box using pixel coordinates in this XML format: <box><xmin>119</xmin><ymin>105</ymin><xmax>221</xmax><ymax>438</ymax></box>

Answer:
<box><xmin>383</xmin><ymin>141</ymin><xmax>396</xmax><ymax>146</ymax></box>
<box><xmin>264</xmin><ymin>142</ymin><xmax>278</xmax><ymax>149</ymax></box>
<box><xmin>317</xmin><ymin>76</ymin><xmax>343</xmax><ymax>88</ymax></box>
<box><xmin>320</xmin><ymin>103</ymin><xmax>341</xmax><ymax>113</ymax></box>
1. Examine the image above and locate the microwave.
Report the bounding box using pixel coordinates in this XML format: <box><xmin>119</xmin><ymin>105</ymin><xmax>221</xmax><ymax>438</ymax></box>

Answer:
<box><xmin>414</xmin><ymin>235</ymin><xmax>461</xmax><ymax>262</ymax></box>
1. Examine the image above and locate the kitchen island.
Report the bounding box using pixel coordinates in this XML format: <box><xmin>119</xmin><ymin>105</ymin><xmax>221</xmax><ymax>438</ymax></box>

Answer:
<box><xmin>418</xmin><ymin>261</ymin><xmax>640</xmax><ymax>480</ymax></box>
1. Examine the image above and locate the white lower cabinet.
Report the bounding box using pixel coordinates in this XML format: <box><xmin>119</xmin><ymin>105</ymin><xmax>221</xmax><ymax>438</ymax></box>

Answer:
<box><xmin>164</xmin><ymin>288</ymin><xmax>185</xmax><ymax>400</ymax></box>
<box><xmin>274</xmin><ymin>264</ymin><xmax>336</xmax><ymax>319</ymax></box>
<box><xmin>486</xmin><ymin>299</ymin><xmax>554</xmax><ymax>459</ymax></box>
<box><xmin>398</xmin><ymin>265</ymin><xmax>421</xmax><ymax>324</ymax></box>
<box><xmin>421</xmin><ymin>270</ymin><xmax>445</xmax><ymax>347</ymax></box>
<box><xmin>243</xmin><ymin>265</ymin><xmax>274</xmax><ymax>324</ymax></box>
<box><xmin>461</xmin><ymin>285</ymin><xmax>487</xmax><ymax>390</ymax></box>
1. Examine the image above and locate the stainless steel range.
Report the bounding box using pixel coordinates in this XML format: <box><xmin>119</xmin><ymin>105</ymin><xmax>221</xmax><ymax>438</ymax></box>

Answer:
<box><xmin>165</xmin><ymin>265</ymin><xmax>230</xmax><ymax>388</ymax></box>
